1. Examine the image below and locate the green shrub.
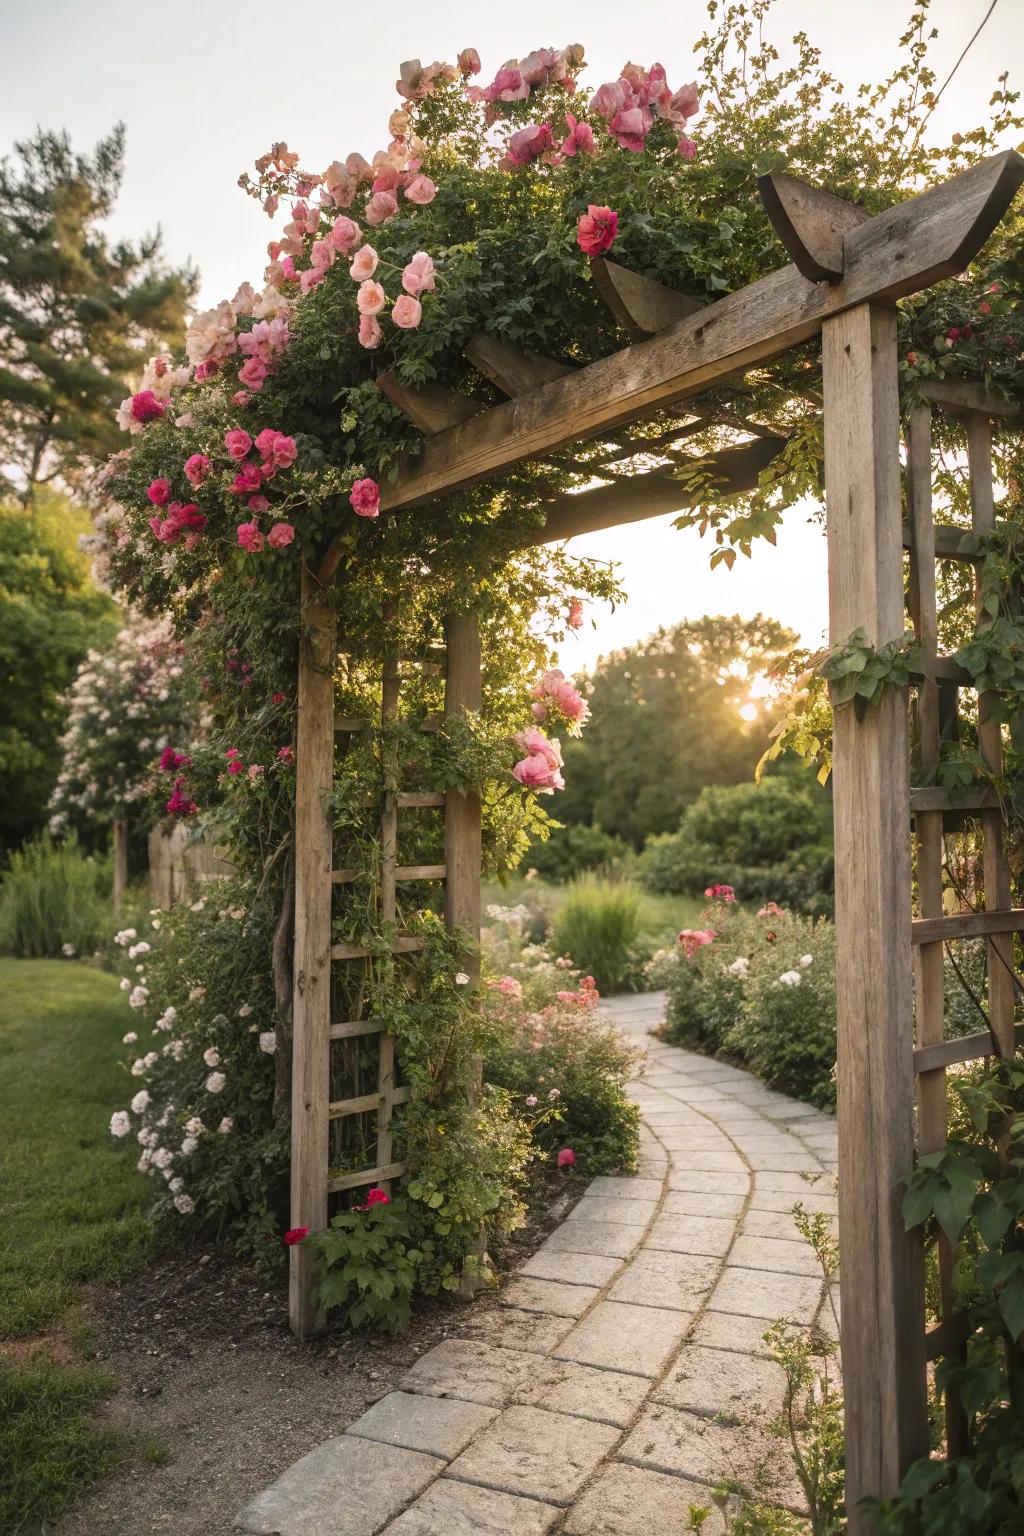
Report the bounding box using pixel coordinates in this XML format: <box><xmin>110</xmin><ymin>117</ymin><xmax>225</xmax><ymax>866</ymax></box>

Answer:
<box><xmin>524</xmin><ymin>823</ymin><xmax>631</xmax><ymax>884</ymax></box>
<box><xmin>0</xmin><ymin>835</ymin><xmax>111</xmax><ymax>957</ymax></box>
<box><xmin>662</xmin><ymin>907</ymin><xmax>760</xmax><ymax>1055</ymax></box>
<box><xmin>550</xmin><ymin>877</ymin><xmax>643</xmax><ymax>994</ymax></box>
<box><xmin>639</xmin><ymin>777</ymin><xmax>835</xmax><ymax>917</ymax></box>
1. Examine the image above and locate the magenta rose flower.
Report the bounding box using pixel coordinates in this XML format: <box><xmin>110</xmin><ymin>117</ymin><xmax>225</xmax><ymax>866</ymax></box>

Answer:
<box><xmin>349</xmin><ymin>478</ymin><xmax>381</xmax><ymax>519</ymax></box>
<box><xmin>267</xmin><ymin>522</ymin><xmax>296</xmax><ymax>549</ymax></box>
<box><xmin>576</xmin><ymin>205</ymin><xmax>618</xmax><ymax>255</ymax></box>
<box><xmin>236</xmin><ymin>521</ymin><xmax>265</xmax><ymax>553</ymax></box>
<box><xmin>224</xmin><ymin>429</ymin><xmax>252</xmax><ymax>461</ymax></box>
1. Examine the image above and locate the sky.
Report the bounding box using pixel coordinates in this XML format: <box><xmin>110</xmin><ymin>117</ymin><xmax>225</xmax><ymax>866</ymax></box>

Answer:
<box><xmin>4</xmin><ymin>0</ymin><xmax>1021</xmax><ymax>675</ymax></box>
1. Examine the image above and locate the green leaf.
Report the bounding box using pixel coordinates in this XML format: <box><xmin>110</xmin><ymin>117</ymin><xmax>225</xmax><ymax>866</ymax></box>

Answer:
<box><xmin>898</xmin><ymin>1456</ymin><xmax>947</xmax><ymax>1500</ymax></box>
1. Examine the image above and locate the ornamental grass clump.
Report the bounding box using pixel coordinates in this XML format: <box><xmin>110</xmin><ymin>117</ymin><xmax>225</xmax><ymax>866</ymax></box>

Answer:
<box><xmin>0</xmin><ymin>835</ymin><xmax>111</xmax><ymax>958</ymax></box>
<box><xmin>550</xmin><ymin>876</ymin><xmax>643</xmax><ymax>994</ymax></box>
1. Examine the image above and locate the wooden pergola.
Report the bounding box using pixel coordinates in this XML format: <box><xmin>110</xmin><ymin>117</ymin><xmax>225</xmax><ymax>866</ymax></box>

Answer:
<box><xmin>290</xmin><ymin>148</ymin><xmax>1024</xmax><ymax>1531</ymax></box>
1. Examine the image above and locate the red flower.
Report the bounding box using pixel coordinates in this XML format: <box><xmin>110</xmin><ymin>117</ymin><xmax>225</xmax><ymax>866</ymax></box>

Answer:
<box><xmin>557</xmin><ymin>1148</ymin><xmax>576</xmax><ymax>1168</ymax></box>
<box><xmin>350</xmin><ymin>478</ymin><xmax>381</xmax><ymax>519</ymax></box>
<box><xmin>284</xmin><ymin>1226</ymin><xmax>310</xmax><ymax>1246</ymax></box>
<box><xmin>577</xmin><ymin>205</ymin><xmax>618</xmax><ymax>256</ymax></box>
<box><xmin>130</xmin><ymin>390</ymin><xmax>166</xmax><ymax>424</ymax></box>
<box><xmin>364</xmin><ymin>1186</ymin><xmax>390</xmax><ymax>1208</ymax></box>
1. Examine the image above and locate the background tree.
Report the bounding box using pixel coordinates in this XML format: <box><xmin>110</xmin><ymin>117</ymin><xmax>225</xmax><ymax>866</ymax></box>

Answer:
<box><xmin>556</xmin><ymin>614</ymin><xmax>797</xmax><ymax>847</ymax></box>
<box><xmin>0</xmin><ymin>125</ymin><xmax>197</xmax><ymax>500</ymax></box>
<box><xmin>0</xmin><ymin>490</ymin><xmax>118</xmax><ymax>854</ymax></box>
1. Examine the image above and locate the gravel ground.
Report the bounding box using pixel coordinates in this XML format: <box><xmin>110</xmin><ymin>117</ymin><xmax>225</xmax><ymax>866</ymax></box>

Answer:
<box><xmin>55</xmin><ymin>1177</ymin><xmax>582</xmax><ymax>1536</ymax></box>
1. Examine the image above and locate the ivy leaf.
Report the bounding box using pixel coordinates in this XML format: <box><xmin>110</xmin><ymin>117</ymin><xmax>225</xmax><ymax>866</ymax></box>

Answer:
<box><xmin>999</xmin><ymin>1270</ymin><xmax>1024</xmax><ymax>1342</ymax></box>
<box><xmin>974</xmin><ymin>1192</ymin><xmax>1013</xmax><ymax>1247</ymax></box>
<box><xmin>932</xmin><ymin>1164</ymin><xmax>978</xmax><ymax>1243</ymax></box>
<box><xmin>898</xmin><ymin>1457</ymin><xmax>947</xmax><ymax>1499</ymax></box>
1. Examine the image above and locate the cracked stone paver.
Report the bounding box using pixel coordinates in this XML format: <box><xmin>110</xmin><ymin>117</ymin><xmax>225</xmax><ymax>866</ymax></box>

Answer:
<box><xmin>236</xmin><ymin>992</ymin><xmax>836</xmax><ymax>1534</ymax></box>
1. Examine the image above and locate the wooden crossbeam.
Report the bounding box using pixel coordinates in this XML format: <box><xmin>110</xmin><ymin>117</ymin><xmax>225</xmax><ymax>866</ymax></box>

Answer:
<box><xmin>590</xmin><ymin>257</ymin><xmax>704</xmax><ymax>338</ymax></box>
<box><xmin>757</xmin><ymin>172</ymin><xmax>870</xmax><ymax>282</ymax></box>
<box><xmin>901</xmin><ymin>521</ymin><xmax>984</xmax><ymax>561</ymax></box>
<box><xmin>398</xmin><ymin>791</ymin><xmax>445</xmax><ymax>808</ymax></box>
<box><xmin>328</xmin><ymin>1086</ymin><xmax>410</xmax><ymax>1119</ymax></box>
<box><xmin>331</xmin><ymin>936</ymin><xmax>427</xmax><ymax>960</ymax></box>
<box><xmin>919</xmin><ymin>378</ymin><xmax>1024</xmax><ymax>421</ymax></box>
<box><xmin>911</xmin><ymin>908</ymin><xmax>1024</xmax><ymax>945</ymax></box>
<box><xmin>377</xmin><ymin>370</ymin><xmax>484</xmax><ymax>434</ymax></box>
<box><xmin>465</xmin><ymin>333</ymin><xmax>572</xmax><ymax>393</ymax></box>
<box><xmin>329</xmin><ymin>1019</ymin><xmax>386</xmax><ymax>1041</ymax></box>
<box><xmin>370</xmin><ymin>152</ymin><xmax>1021</xmax><ymax>514</ymax></box>
<box><xmin>328</xmin><ymin>1160</ymin><xmax>408</xmax><ymax>1194</ymax></box>
<box><xmin>909</xmin><ymin>786</ymin><xmax>999</xmax><ymax>813</ymax></box>
<box><xmin>914</xmin><ymin>1026</ymin><xmax>1024</xmax><ymax>1076</ymax></box>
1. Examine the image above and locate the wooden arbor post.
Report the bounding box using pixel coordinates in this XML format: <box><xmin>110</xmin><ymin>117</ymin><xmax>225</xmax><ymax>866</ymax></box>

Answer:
<box><xmin>823</xmin><ymin>305</ymin><xmax>928</xmax><ymax>1527</ymax></box>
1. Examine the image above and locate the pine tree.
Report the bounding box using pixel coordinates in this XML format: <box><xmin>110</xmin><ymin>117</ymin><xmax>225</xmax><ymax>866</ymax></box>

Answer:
<box><xmin>0</xmin><ymin>124</ymin><xmax>197</xmax><ymax>499</ymax></box>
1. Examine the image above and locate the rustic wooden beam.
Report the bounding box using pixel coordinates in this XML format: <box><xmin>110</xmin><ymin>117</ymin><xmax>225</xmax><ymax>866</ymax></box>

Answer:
<box><xmin>918</xmin><ymin>377</ymin><xmax>1024</xmax><ymax>421</ymax></box>
<box><xmin>518</xmin><ymin>435</ymin><xmax>787</xmax><ymax>547</ymax></box>
<box><xmin>464</xmin><ymin>333</ymin><xmax>572</xmax><ymax>394</ymax></box>
<box><xmin>376</xmin><ymin>152</ymin><xmax>1022</xmax><ymax>513</ymax></box>
<box><xmin>824</xmin><ymin>303</ymin><xmax>929</xmax><ymax>1528</ymax></box>
<box><xmin>590</xmin><ymin>257</ymin><xmax>704</xmax><ymax>338</ymax></box>
<box><xmin>757</xmin><ymin>171</ymin><xmax>869</xmax><ymax>282</ymax></box>
<box><xmin>377</xmin><ymin>370</ymin><xmax>483</xmax><ymax>435</ymax></box>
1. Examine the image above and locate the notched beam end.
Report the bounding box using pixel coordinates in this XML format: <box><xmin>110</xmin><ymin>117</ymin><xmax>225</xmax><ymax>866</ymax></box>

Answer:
<box><xmin>377</xmin><ymin>370</ymin><xmax>484</xmax><ymax>436</ymax></box>
<box><xmin>758</xmin><ymin>171</ymin><xmax>869</xmax><ymax>283</ymax></box>
<box><xmin>465</xmin><ymin>333</ymin><xmax>572</xmax><ymax>396</ymax></box>
<box><xmin>590</xmin><ymin>257</ymin><xmax>704</xmax><ymax>338</ymax></box>
<box><xmin>945</xmin><ymin>148</ymin><xmax>1024</xmax><ymax>275</ymax></box>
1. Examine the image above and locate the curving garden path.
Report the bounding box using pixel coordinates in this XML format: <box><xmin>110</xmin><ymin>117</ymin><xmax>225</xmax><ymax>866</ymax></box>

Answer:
<box><xmin>236</xmin><ymin>993</ymin><xmax>838</xmax><ymax>1536</ymax></box>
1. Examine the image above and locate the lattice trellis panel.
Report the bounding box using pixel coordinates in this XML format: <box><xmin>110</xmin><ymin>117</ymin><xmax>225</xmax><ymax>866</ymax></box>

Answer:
<box><xmin>289</xmin><ymin>578</ymin><xmax>480</xmax><ymax>1336</ymax></box>
<box><xmin>905</xmin><ymin>384</ymin><xmax>1024</xmax><ymax>1457</ymax></box>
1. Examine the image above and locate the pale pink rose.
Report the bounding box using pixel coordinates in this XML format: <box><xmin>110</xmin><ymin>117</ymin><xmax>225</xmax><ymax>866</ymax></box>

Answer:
<box><xmin>329</xmin><ymin>216</ymin><xmax>361</xmax><ymax>254</ymax></box>
<box><xmin>401</xmin><ymin>252</ymin><xmax>435</xmax><ymax>296</ymax></box>
<box><xmin>662</xmin><ymin>81</ymin><xmax>700</xmax><ymax>125</ymax></box>
<box><xmin>389</xmin><ymin>108</ymin><xmax>412</xmax><ymax>137</ymax></box>
<box><xmin>322</xmin><ymin>160</ymin><xmax>355</xmax><ymax>206</ymax></box>
<box><xmin>236</xmin><ymin>521</ymin><xmax>265</xmax><ymax>553</ymax></box>
<box><xmin>358</xmin><ymin>313</ymin><xmax>383</xmax><ymax>349</ymax></box>
<box><xmin>364</xmin><ymin>190</ymin><xmax>399</xmax><ymax>227</ymax></box>
<box><xmin>299</xmin><ymin>265</ymin><xmax>328</xmax><ymax>296</ymax></box>
<box><xmin>310</xmin><ymin>239</ymin><xmax>335</xmax><ymax>271</ymax></box>
<box><xmin>567</xmin><ymin>597</ymin><xmax>584</xmax><ymax>628</ymax></box>
<box><xmin>589</xmin><ymin>79</ymin><xmax>631</xmax><ymax>120</ymax></box>
<box><xmin>391</xmin><ymin>294</ymin><xmax>422</xmax><ymax>329</ymax></box>
<box><xmin>225</xmin><ymin>429</ymin><xmax>252</xmax><ymax>460</ymax></box>
<box><xmin>184</xmin><ymin>453</ymin><xmax>211</xmax><ymax>487</ymax></box>
<box><xmin>559</xmin><ymin>112</ymin><xmax>596</xmax><ymax>158</ymax></box>
<box><xmin>357</xmin><ymin>280</ymin><xmax>387</xmax><ymax>316</ymax></box>
<box><xmin>349</xmin><ymin>245</ymin><xmax>379</xmax><ymax>281</ymax></box>
<box><xmin>609</xmin><ymin>104</ymin><xmax>652</xmax><ymax>152</ymax></box>
<box><xmin>403</xmin><ymin>174</ymin><xmax>436</xmax><ymax>205</ymax></box>
<box><xmin>500</xmin><ymin>123</ymin><xmax>553</xmax><ymax>170</ymax></box>
<box><xmin>676</xmin><ymin>136</ymin><xmax>697</xmax><ymax>160</ymax></box>
<box><xmin>372</xmin><ymin>164</ymin><xmax>401</xmax><ymax>194</ymax></box>
<box><xmin>232</xmin><ymin>390</ymin><xmax>251</xmax><ymax>407</ymax></box>
<box><xmin>346</xmin><ymin>151</ymin><xmax>373</xmax><ymax>183</ymax></box>
<box><xmin>349</xmin><ymin>478</ymin><xmax>381</xmax><ymax>518</ymax></box>
<box><xmin>458</xmin><ymin>47</ymin><xmax>481</xmax><ymax>75</ymax></box>
<box><xmin>267</xmin><ymin>522</ymin><xmax>296</xmax><ymax>548</ymax></box>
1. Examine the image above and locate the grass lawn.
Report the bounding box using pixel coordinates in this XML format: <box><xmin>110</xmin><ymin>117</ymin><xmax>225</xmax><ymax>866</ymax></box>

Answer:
<box><xmin>0</xmin><ymin>958</ymin><xmax>155</xmax><ymax>1532</ymax></box>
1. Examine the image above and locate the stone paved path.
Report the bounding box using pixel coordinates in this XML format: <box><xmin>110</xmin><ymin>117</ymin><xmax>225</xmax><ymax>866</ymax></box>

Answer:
<box><xmin>236</xmin><ymin>992</ymin><xmax>838</xmax><ymax>1536</ymax></box>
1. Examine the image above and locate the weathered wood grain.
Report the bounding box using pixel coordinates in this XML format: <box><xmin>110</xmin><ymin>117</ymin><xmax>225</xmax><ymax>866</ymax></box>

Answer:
<box><xmin>590</xmin><ymin>256</ymin><xmax>704</xmax><ymax>338</ymax></box>
<box><xmin>757</xmin><ymin>171</ymin><xmax>869</xmax><ymax>282</ymax></box>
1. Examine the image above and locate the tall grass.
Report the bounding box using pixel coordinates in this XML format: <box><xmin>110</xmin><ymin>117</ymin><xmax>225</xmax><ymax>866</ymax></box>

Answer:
<box><xmin>0</xmin><ymin>837</ymin><xmax>112</xmax><ymax>958</ymax></box>
<box><xmin>550</xmin><ymin>877</ymin><xmax>643</xmax><ymax>995</ymax></box>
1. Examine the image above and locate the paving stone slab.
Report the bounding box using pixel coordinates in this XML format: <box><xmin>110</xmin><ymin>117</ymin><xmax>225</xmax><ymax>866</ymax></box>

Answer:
<box><xmin>608</xmin><ymin>1248</ymin><xmax>718</xmax><ymax>1311</ymax></box>
<box><xmin>667</xmin><ymin>1169</ymin><xmax>750</xmax><ymax>1195</ymax></box>
<box><xmin>586</xmin><ymin>1175</ymin><xmax>664</xmax><ymax>1201</ymax></box>
<box><xmin>517</xmin><ymin>1248</ymin><xmax>624</xmax><ymax>1288</ymax></box>
<box><xmin>688</xmin><ymin>1309</ymin><xmax>776</xmax><ymax>1358</ymax></box>
<box><xmin>646</xmin><ymin>1212</ymin><xmax>736</xmax><ymax>1256</ymax></box>
<box><xmin>749</xmin><ymin>1189</ymin><xmax>837</xmax><ymax>1217</ymax></box>
<box><xmin>745</xmin><ymin>1152</ymin><xmax>826</xmax><ymax>1173</ymax></box>
<box><xmin>468</xmin><ymin>1306</ymin><xmax>574</xmax><ymax>1355</ymax></box>
<box><xmin>400</xmin><ymin>1339</ymin><xmax>535</xmax><ymax>1407</ymax></box>
<box><xmin>512</xmin><ymin>1356</ymin><xmax>652</xmax><ymax>1427</ymax></box>
<box><xmin>617</xmin><ymin>1403</ymin><xmax>802</xmax><ymax>1505</ymax></box>
<box><xmin>712</xmin><ymin>1265</ymin><xmax>822</xmax><ymax>1323</ymax></box>
<box><xmin>639</xmin><ymin>1110</ymin><xmax>706</xmax><ymax>1126</ymax></box>
<box><xmin>662</xmin><ymin>1190</ymin><xmax>746</xmax><ymax>1219</ymax></box>
<box><xmin>500</xmin><ymin>1277</ymin><xmax>600</xmax><ymax>1318</ymax></box>
<box><xmin>754</xmin><ymin>1170</ymin><xmax>832</xmax><ymax>1194</ymax></box>
<box><xmin>562</xmin><ymin>1461</ymin><xmax>726</xmax><ymax>1535</ymax></box>
<box><xmin>743</xmin><ymin>1207</ymin><xmax>833</xmax><ymax>1241</ymax></box>
<box><xmin>655</xmin><ymin>1131</ymin><xmax>735</xmax><ymax>1151</ymax></box>
<box><xmin>636</xmin><ymin>1156</ymin><xmax>670</xmax><ymax>1178</ymax></box>
<box><xmin>655</xmin><ymin>1344</ymin><xmax>788</xmax><ymax>1418</ymax></box>
<box><xmin>762</xmin><ymin>1102</ymin><xmax>825</xmax><ymax>1121</ymax></box>
<box><xmin>540</xmin><ymin>1219</ymin><xmax>645</xmax><ymax>1259</ymax></box>
<box><xmin>446</xmin><ymin>1404</ymin><xmax>619</xmax><ymax>1506</ymax></box>
<box><xmin>567</xmin><ymin>1195</ymin><xmax>657</xmax><ymax>1227</ymax></box>
<box><xmin>235</xmin><ymin>1437</ymin><xmax>442</xmax><ymax>1536</ymax></box>
<box><xmin>553</xmin><ymin>1299</ymin><xmax>690</xmax><ymax>1376</ymax></box>
<box><xmin>345</xmin><ymin>1392</ymin><xmax>497</xmax><ymax>1458</ymax></box>
<box><xmin>381</xmin><ymin>1478</ymin><xmax>561</xmax><ymax>1535</ymax></box>
<box><xmin>729</xmin><ymin>1234</ymin><xmax>822</xmax><ymax>1276</ymax></box>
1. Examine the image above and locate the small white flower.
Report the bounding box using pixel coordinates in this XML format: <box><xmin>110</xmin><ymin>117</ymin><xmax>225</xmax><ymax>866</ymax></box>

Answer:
<box><xmin>547</xmin><ymin>1088</ymin><xmax>561</xmax><ymax>1101</ymax></box>
<box><xmin>151</xmin><ymin>918</ymin><xmax>161</xmax><ymax>931</ymax></box>
<box><xmin>128</xmin><ymin>985</ymin><xmax>149</xmax><ymax>1009</ymax></box>
<box><xmin>131</xmin><ymin>1057</ymin><xmax>147</xmax><ymax>1077</ymax></box>
<box><xmin>130</xmin><ymin>1090</ymin><xmax>150</xmax><ymax>1115</ymax></box>
<box><xmin>258</xmin><ymin>1032</ymin><xmax>277</xmax><ymax>1055</ymax></box>
<box><xmin>799</xmin><ymin>953</ymin><xmax>814</xmax><ymax>968</ymax></box>
<box><xmin>119</xmin><ymin>978</ymin><xmax>131</xmax><ymax>992</ymax></box>
<box><xmin>185</xmin><ymin>1116</ymin><xmax>204</xmax><ymax>1137</ymax></box>
<box><xmin>180</xmin><ymin>1136</ymin><xmax>199</xmax><ymax>1155</ymax></box>
<box><xmin>174</xmin><ymin>1193</ymin><xmax>195</xmax><ymax>1215</ymax></box>
<box><xmin>778</xmin><ymin>970</ymin><xmax>802</xmax><ymax>987</ymax></box>
<box><xmin>169</xmin><ymin>1040</ymin><xmax>185</xmax><ymax>1061</ymax></box>
<box><xmin>218</xmin><ymin>1117</ymin><xmax>234</xmax><ymax>1134</ymax></box>
<box><xmin>203</xmin><ymin>1047</ymin><xmax>221</xmax><ymax>1068</ymax></box>
<box><xmin>138</xmin><ymin>1128</ymin><xmax>158</xmax><ymax>1148</ymax></box>
<box><xmin>114</xmin><ymin>928</ymin><xmax>137</xmax><ymax>947</ymax></box>
<box><xmin>128</xmin><ymin>941</ymin><xmax>151</xmax><ymax>960</ymax></box>
<box><xmin>728</xmin><ymin>957</ymin><xmax>750</xmax><ymax>975</ymax></box>
<box><xmin>454</xmin><ymin>972</ymin><xmax>470</xmax><ymax>986</ymax></box>
<box><xmin>110</xmin><ymin>1111</ymin><xmax>131</xmax><ymax>1138</ymax></box>
<box><xmin>137</xmin><ymin>1153</ymin><xmax>152</xmax><ymax>1174</ymax></box>
<box><xmin>122</xmin><ymin>1031</ymin><xmax>138</xmax><ymax>1045</ymax></box>
<box><xmin>143</xmin><ymin>1051</ymin><xmax>158</xmax><ymax>1068</ymax></box>
<box><xmin>229</xmin><ymin>908</ymin><xmax>245</xmax><ymax>920</ymax></box>
<box><xmin>189</xmin><ymin>985</ymin><xmax>206</xmax><ymax>1001</ymax></box>
<box><xmin>151</xmin><ymin>1147</ymin><xmax>173</xmax><ymax>1169</ymax></box>
<box><xmin>61</xmin><ymin>942</ymin><xmax>76</xmax><ymax>957</ymax></box>
<box><xmin>169</xmin><ymin>1176</ymin><xmax>184</xmax><ymax>1194</ymax></box>
<box><xmin>205</xmin><ymin>1071</ymin><xmax>226</xmax><ymax>1093</ymax></box>
<box><xmin>189</xmin><ymin>900</ymin><xmax>205</xmax><ymax>914</ymax></box>
<box><xmin>237</xmin><ymin>1003</ymin><xmax>253</xmax><ymax>1018</ymax></box>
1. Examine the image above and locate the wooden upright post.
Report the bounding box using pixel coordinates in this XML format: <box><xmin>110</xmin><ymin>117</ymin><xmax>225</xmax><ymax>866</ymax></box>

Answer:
<box><xmin>444</xmin><ymin>613</ymin><xmax>482</xmax><ymax>978</ymax></box>
<box><xmin>289</xmin><ymin>563</ymin><xmax>336</xmax><ymax>1339</ymax></box>
<box><xmin>112</xmin><ymin>817</ymin><xmax>128</xmax><ymax>912</ymax></box>
<box><xmin>823</xmin><ymin>304</ymin><xmax>929</xmax><ymax>1530</ymax></box>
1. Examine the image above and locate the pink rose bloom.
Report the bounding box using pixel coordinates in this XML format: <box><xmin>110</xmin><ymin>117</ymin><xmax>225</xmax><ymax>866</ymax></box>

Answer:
<box><xmin>372</xmin><ymin>165</ymin><xmax>401</xmax><ymax>196</ymax></box>
<box><xmin>557</xmin><ymin>1148</ymin><xmax>576</xmax><ymax>1168</ymax></box>
<box><xmin>364</xmin><ymin>190</ymin><xmax>399</xmax><ymax>227</ymax></box>
<box><xmin>513</xmin><ymin>752</ymin><xmax>563</xmax><ymax>792</ymax></box>
<box><xmin>676</xmin><ymin>135</ymin><xmax>698</xmax><ymax>160</ymax></box>
<box><xmin>358</xmin><ymin>313</ymin><xmax>383</xmax><ymax>349</ymax></box>
<box><xmin>329</xmin><ymin>216</ymin><xmax>361</xmax><ymax>254</ymax></box>
<box><xmin>491</xmin><ymin>65</ymin><xmax>530</xmax><ymax>102</ymax></box>
<box><xmin>231</xmin><ymin>463</ymin><xmax>263</xmax><ymax>495</ymax></box>
<box><xmin>577</xmin><ymin>205</ymin><xmax>619</xmax><ymax>255</ymax></box>
<box><xmin>236</xmin><ymin>521</ymin><xmax>265</xmax><ymax>553</ymax></box>
<box><xmin>247</xmin><ymin>494</ymin><xmax>271</xmax><ymax>514</ymax></box>
<box><xmin>501</xmin><ymin>123</ymin><xmax>553</xmax><ymax>170</ymax></box>
<box><xmin>267</xmin><ymin>521</ymin><xmax>296</xmax><ymax>549</ymax></box>
<box><xmin>238</xmin><ymin>357</ymin><xmax>269</xmax><ymax>390</ymax></box>
<box><xmin>254</xmin><ymin>429</ymin><xmax>297</xmax><ymax>469</ymax></box>
<box><xmin>276</xmin><ymin>745</ymin><xmax>295</xmax><ymax>762</ymax></box>
<box><xmin>678</xmin><ymin>928</ymin><xmax>716</xmax><ymax>959</ymax></box>
<box><xmin>130</xmin><ymin>390</ymin><xmax>166</xmax><ymax>424</ymax></box>
<box><xmin>662</xmin><ymin>81</ymin><xmax>700</xmax><ymax>125</ymax></box>
<box><xmin>349</xmin><ymin>478</ymin><xmax>381</xmax><ymax>518</ymax></box>
<box><xmin>225</xmin><ymin>429</ymin><xmax>252</xmax><ymax>460</ymax></box>
<box><xmin>299</xmin><ymin>267</ymin><xmax>326</xmax><ymax>298</ymax></box>
<box><xmin>310</xmin><ymin>239</ymin><xmax>335</xmax><ymax>272</ymax></box>
<box><xmin>183</xmin><ymin>453</ymin><xmax>211</xmax><ymax>487</ymax></box>
<box><xmin>357</xmin><ymin>280</ymin><xmax>387</xmax><ymax>316</ymax></box>
<box><xmin>559</xmin><ymin>113</ymin><xmax>596</xmax><ymax>158</ymax></box>
<box><xmin>589</xmin><ymin>79</ymin><xmax>631</xmax><ymax>120</ymax></box>
<box><xmin>402</xmin><ymin>252</ymin><xmax>435</xmax><ymax>297</ymax></box>
<box><xmin>403</xmin><ymin>174</ymin><xmax>436</xmax><ymax>205</ymax></box>
<box><xmin>458</xmin><ymin>47</ymin><xmax>481</xmax><ymax>75</ymax></box>
<box><xmin>147</xmin><ymin>478</ymin><xmax>170</xmax><ymax>505</ymax></box>
<box><xmin>349</xmin><ymin>245</ymin><xmax>379</xmax><ymax>281</ymax></box>
<box><xmin>567</xmin><ymin>597</ymin><xmax>584</xmax><ymax>628</ymax></box>
<box><xmin>232</xmin><ymin>390</ymin><xmax>251</xmax><ymax>407</ymax></box>
<box><xmin>391</xmin><ymin>294</ymin><xmax>422</xmax><ymax>329</ymax></box>
<box><xmin>609</xmin><ymin>104</ymin><xmax>652</xmax><ymax>152</ymax></box>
